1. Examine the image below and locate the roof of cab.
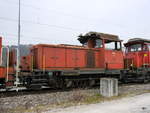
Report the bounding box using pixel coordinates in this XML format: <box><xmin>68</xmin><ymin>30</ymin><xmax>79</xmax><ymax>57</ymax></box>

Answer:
<box><xmin>78</xmin><ymin>32</ymin><xmax>121</xmax><ymax>44</ymax></box>
<box><xmin>124</xmin><ymin>38</ymin><xmax>150</xmax><ymax>47</ymax></box>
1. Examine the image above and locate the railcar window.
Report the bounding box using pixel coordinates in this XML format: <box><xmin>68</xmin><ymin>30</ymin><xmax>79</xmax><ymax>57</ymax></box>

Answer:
<box><xmin>128</xmin><ymin>44</ymin><xmax>142</xmax><ymax>52</ymax></box>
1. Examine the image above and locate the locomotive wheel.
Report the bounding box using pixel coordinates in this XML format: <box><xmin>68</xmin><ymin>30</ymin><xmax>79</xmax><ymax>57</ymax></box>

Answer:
<box><xmin>72</xmin><ymin>81</ymin><xmax>76</xmax><ymax>88</ymax></box>
<box><xmin>143</xmin><ymin>76</ymin><xmax>148</xmax><ymax>83</ymax></box>
<box><xmin>25</xmin><ymin>78</ymin><xmax>32</xmax><ymax>89</ymax></box>
<box><xmin>66</xmin><ymin>80</ymin><xmax>73</xmax><ymax>88</ymax></box>
<box><xmin>89</xmin><ymin>80</ymin><xmax>95</xmax><ymax>87</ymax></box>
<box><xmin>81</xmin><ymin>80</ymin><xmax>87</xmax><ymax>88</ymax></box>
<box><xmin>74</xmin><ymin>80</ymin><xmax>78</xmax><ymax>88</ymax></box>
<box><xmin>55</xmin><ymin>78</ymin><xmax>66</xmax><ymax>89</ymax></box>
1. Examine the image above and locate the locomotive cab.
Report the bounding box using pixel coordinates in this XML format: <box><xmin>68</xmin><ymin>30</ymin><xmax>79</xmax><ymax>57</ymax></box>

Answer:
<box><xmin>124</xmin><ymin>38</ymin><xmax>150</xmax><ymax>69</ymax></box>
<box><xmin>78</xmin><ymin>32</ymin><xmax>124</xmax><ymax>70</ymax></box>
<box><xmin>121</xmin><ymin>38</ymin><xmax>150</xmax><ymax>83</ymax></box>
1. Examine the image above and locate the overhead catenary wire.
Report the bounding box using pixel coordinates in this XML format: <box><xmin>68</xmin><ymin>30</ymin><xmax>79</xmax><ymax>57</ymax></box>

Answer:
<box><xmin>0</xmin><ymin>0</ymin><xmax>132</xmax><ymax>36</ymax></box>
<box><xmin>0</xmin><ymin>32</ymin><xmax>61</xmax><ymax>41</ymax></box>
<box><xmin>0</xmin><ymin>0</ymin><xmax>128</xmax><ymax>29</ymax></box>
<box><xmin>0</xmin><ymin>16</ymin><xmax>83</xmax><ymax>32</ymax></box>
<box><xmin>0</xmin><ymin>0</ymin><xmax>98</xmax><ymax>22</ymax></box>
<box><xmin>0</xmin><ymin>32</ymin><xmax>81</xmax><ymax>46</ymax></box>
<box><xmin>0</xmin><ymin>16</ymin><xmax>130</xmax><ymax>45</ymax></box>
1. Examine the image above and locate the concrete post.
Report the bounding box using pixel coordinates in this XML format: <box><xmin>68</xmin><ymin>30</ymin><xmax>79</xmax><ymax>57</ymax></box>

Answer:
<box><xmin>100</xmin><ymin>78</ymin><xmax>118</xmax><ymax>97</ymax></box>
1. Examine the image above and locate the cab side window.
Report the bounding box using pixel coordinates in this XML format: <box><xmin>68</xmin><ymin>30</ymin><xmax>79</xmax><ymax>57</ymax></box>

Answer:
<box><xmin>148</xmin><ymin>45</ymin><xmax>150</xmax><ymax>50</ymax></box>
<box><xmin>143</xmin><ymin>45</ymin><xmax>148</xmax><ymax>51</ymax></box>
<box><xmin>95</xmin><ymin>39</ymin><xmax>103</xmax><ymax>48</ymax></box>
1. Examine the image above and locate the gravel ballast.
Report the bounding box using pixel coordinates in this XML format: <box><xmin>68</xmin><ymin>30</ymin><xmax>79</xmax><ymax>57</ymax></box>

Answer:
<box><xmin>0</xmin><ymin>84</ymin><xmax>150</xmax><ymax>113</ymax></box>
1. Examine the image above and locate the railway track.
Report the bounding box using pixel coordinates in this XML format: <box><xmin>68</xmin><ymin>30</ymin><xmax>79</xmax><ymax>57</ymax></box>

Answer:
<box><xmin>0</xmin><ymin>86</ymin><xmax>101</xmax><ymax>98</ymax></box>
<box><xmin>0</xmin><ymin>88</ymin><xmax>68</xmax><ymax>98</ymax></box>
<box><xmin>0</xmin><ymin>82</ymin><xmax>149</xmax><ymax>98</ymax></box>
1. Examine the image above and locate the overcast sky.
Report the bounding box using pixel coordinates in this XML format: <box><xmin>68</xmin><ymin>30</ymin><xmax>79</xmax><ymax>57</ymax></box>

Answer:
<box><xmin>0</xmin><ymin>0</ymin><xmax>150</xmax><ymax>45</ymax></box>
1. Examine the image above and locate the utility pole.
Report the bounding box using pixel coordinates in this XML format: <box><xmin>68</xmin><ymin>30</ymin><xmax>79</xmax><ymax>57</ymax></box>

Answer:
<box><xmin>16</xmin><ymin>0</ymin><xmax>21</xmax><ymax>91</ymax></box>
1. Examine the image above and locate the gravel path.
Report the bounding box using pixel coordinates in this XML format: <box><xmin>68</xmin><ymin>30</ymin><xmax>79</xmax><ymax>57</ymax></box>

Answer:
<box><xmin>45</xmin><ymin>93</ymin><xmax>150</xmax><ymax>113</ymax></box>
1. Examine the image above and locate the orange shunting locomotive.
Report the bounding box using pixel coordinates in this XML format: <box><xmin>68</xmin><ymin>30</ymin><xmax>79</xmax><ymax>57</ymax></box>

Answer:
<box><xmin>0</xmin><ymin>32</ymin><xmax>150</xmax><ymax>89</ymax></box>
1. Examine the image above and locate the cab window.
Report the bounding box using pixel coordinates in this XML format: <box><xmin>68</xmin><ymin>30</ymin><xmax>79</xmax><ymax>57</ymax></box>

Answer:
<box><xmin>143</xmin><ymin>44</ymin><xmax>150</xmax><ymax>51</ymax></box>
<box><xmin>83</xmin><ymin>42</ymin><xmax>87</xmax><ymax>47</ymax></box>
<box><xmin>148</xmin><ymin>45</ymin><xmax>150</xmax><ymax>50</ymax></box>
<box><xmin>95</xmin><ymin>39</ymin><xmax>103</xmax><ymax>48</ymax></box>
<box><xmin>128</xmin><ymin>44</ymin><xmax>142</xmax><ymax>52</ymax></box>
<box><xmin>105</xmin><ymin>41</ymin><xmax>121</xmax><ymax>50</ymax></box>
<box><xmin>83</xmin><ymin>39</ymin><xmax>103</xmax><ymax>48</ymax></box>
<box><xmin>143</xmin><ymin>45</ymin><xmax>148</xmax><ymax>51</ymax></box>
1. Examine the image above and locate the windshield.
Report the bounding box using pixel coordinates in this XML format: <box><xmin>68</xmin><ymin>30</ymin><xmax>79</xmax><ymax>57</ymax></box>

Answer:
<box><xmin>128</xmin><ymin>44</ymin><xmax>142</xmax><ymax>52</ymax></box>
<box><xmin>148</xmin><ymin>45</ymin><xmax>150</xmax><ymax>50</ymax></box>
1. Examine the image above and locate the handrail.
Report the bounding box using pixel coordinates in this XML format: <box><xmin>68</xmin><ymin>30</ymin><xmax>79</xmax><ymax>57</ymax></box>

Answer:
<box><xmin>0</xmin><ymin>46</ymin><xmax>3</xmax><ymax>66</ymax></box>
<box><xmin>0</xmin><ymin>46</ymin><xmax>9</xmax><ymax>82</ymax></box>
